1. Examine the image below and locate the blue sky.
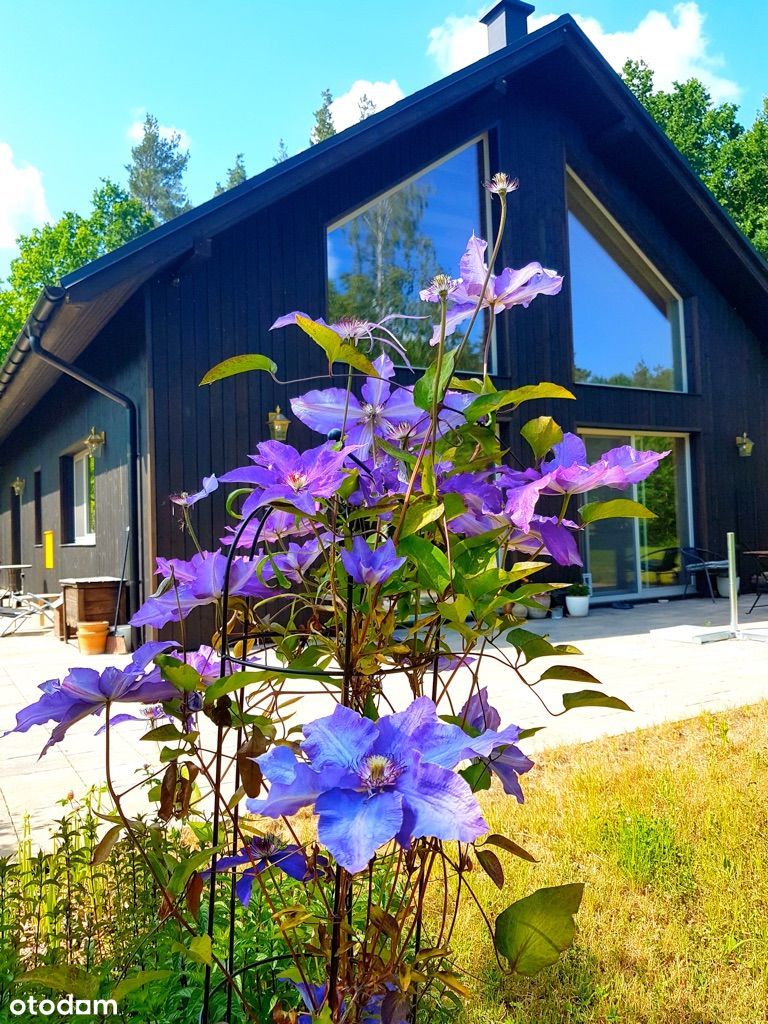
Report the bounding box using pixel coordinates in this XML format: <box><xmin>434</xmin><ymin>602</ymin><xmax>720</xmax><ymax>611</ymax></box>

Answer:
<box><xmin>1</xmin><ymin>0</ymin><xmax>766</xmax><ymax>277</ymax></box>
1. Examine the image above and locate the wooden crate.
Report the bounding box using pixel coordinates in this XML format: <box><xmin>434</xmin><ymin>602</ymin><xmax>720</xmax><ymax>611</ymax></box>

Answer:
<box><xmin>59</xmin><ymin>578</ymin><xmax>128</xmax><ymax>640</ymax></box>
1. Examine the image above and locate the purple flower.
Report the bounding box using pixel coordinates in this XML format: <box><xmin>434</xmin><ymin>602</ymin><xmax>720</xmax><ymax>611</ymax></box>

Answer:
<box><xmin>532</xmin><ymin>433</ymin><xmax>669</xmax><ymax>496</ymax></box>
<box><xmin>3</xmin><ymin>642</ymin><xmax>179</xmax><ymax>755</ymax></box>
<box><xmin>200</xmin><ymin>835</ymin><xmax>321</xmax><ymax>906</ymax></box>
<box><xmin>220</xmin><ymin>509</ymin><xmax>313</xmax><ymax>549</ymax></box>
<box><xmin>281</xmin><ymin>978</ymin><xmax>403</xmax><ymax>1024</ymax></box>
<box><xmin>341</xmin><ymin>537</ymin><xmax>405</xmax><ymax>587</ymax></box>
<box><xmin>170</xmin><ymin>474</ymin><xmax>218</xmax><ymax>508</ymax></box>
<box><xmin>219</xmin><ymin>440</ymin><xmax>354</xmax><ymax>516</ymax></box>
<box><xmin>421</xmin><ymin>234</ymin><xmax>562</xmax><ymax>343</ymax></box>
<box><xmin>266</xmin><ymin>538</ymin><xmax>324</xmax><ymax>584</ymax></box>
<box><xmin>271</xmin><ymin>311</ymin><xmax>411</xmax><ymax>364</ymax></box>
<box><xmin>131</xmin><ymin>552</ymin><xmax>272</xmax><ymax>629</ymax></box>
<box><xmin>459</xmin><ymin>689</ymin><xmax>533</xmax><ymax>802</ymax></box>
<box><xmin>290</xmin><ymin>354</ymin><xmax>471</xmax><ymax>459</ymax></box>
<box><xmin>247</xmin><ymin>698</ymin><xmax>523</xmax><ymax>874</ymax></box>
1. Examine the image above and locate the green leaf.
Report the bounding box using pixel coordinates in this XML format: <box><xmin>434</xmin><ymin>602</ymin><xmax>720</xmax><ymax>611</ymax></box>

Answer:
<box><xmin>199</xmin><ymin>353</ymin><xmax>277</xmax><ymax>385</ymax></box>
<box><xmin>112</xmin><ymin>970</ymin><xmax>173</xmax><ymax>1002</ymax></box>
<box><xmin>155</xmin><ymin>655</ymin><xmax>202</xmax><ymax>693</ymax></box>
<box><xmin>399</xmin><ymin>536</ymin><xmax>451</xmax><ymax>592</ymax></box>
<box><xmin>483</xmin><ymin>834</ymin><xmax>538</xmax><ymax>863</ymax></box>
<box><xmin>466</xmin><ymin>383</ymin><xmax>575</xmax><ymax>421</ymax></box>
<box><xmin>91</xmin><ymin>824</ymin><xmax>123</xmax><ymax>865</ymax></box>
<box><xmin>413</xmin><ymin>349</ymin><xmax>456</xmax><ymax>412</ymax></box>
<box><xmin>204</xmin><ymin>669</ymin><xmax>274</xmax><ymax>702</ymax></box>
<box><xmin>505</xmin><ymin>628</ymin><xmax>557</xmax><ymax>663</ymax></box>
<box><xmin>461</xmin><ymin>761</ymin><xmax>492</xmax><ymax>792</ymax></box>
<box><xmin>399</xmin><ymin>497</ymin><xmax>445</xmax><ymax>539</ymax></box>
<box><xmin>293</xmin><ymin>315</ymin><xmax>378</xmax><ymax>376</ymax></box>
<box><xmin>188</xmin><ymin>934</ymin><xmax>213</xmax><ymax>966</ymax></box>
<box><xmin>476</xmin><ymin>848</ymin><xmax>505</xmax><ymax>889</ymax></box>
<box><xmin>140</xmin><ymin>723</ymin><xmax>186</xmax><ymax>742</ymax></box>
<box><xmin>168</xmin><ymin>848</ymin><xmax>218</xmax><ymax>897</ymax></box>
<box><xmin>521</xmin><ymin>416</ymin><xmax>564</xmax><ymax>461</ymax></box>
<box><xmin>16</xmin><ymin>965</ymin><xmax>100</xmax><ymax>999</ymax></box>
<box><xmin>580</xmin><ymin>499</ymin><xmax>656</xmax><ymax>524</ymax></box>
<box><xmin>537</xmin><ymin>666</ymin><xmax>603</xmax><ymax>685</ymax></box>
<box><xmin>561</xmin><ymin>690</ymin><xmax>632</xmax><ymax>712</ymax></box>
<box><xmin>494</xmin><ymin>883</ymin><xmax>585</xmax><ymax>976</ymax></box>
<box><xmin>334</xmin><ymin>342</ymin><xmax>377</xmax><ymax>376</ymax></box>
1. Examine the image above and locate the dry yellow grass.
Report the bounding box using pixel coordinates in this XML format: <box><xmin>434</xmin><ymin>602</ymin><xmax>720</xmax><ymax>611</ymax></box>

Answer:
<box><xmin>448</xmin><ymin>702</ymin><xmax>768</xmax><ymax>1024</ymax></box>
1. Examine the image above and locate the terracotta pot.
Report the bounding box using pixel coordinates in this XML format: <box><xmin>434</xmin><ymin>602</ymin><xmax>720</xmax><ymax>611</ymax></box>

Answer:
<box><xmin>77</xmin><ymin>620</ymin><xmax>110</xmax><ymax>655</ymax></box>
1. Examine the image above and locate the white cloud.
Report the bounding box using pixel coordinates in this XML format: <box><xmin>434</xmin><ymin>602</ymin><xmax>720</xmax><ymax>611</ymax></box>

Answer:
<box><xmin>126</xmin><ymin>112</ymin><xmax>191</xmax><ymax>151</ymax></box>
<box><xmin>427</xmin><ymin>14</ymin><xmax>487</xmax><ymax>76</ymax></box>
<box><xmin>0</xmin><ymin>142</ymin><xmax>51</xmax><ymax>250</ymax></box>
<box><xmin>329</xmin><ymin>79</ymin><xmax>405</xmax><ymax>131</ymax></box>
<box><xmin>427</xmin><ymin>3</ymin><xmax>740</xmax><ymax>103</ymax></box>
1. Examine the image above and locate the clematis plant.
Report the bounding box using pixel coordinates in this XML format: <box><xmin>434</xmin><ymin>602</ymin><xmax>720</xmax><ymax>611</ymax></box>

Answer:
<box><xmin>8</xmin><ymin>174</ymin><xmax>663</xmax><ymax>1023</ymax></box>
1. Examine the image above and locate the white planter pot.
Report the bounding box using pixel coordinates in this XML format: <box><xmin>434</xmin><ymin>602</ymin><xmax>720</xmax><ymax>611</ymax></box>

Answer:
<box><xmin>511</xmin><ymin>602</ymin><xmax>528</xmax><ymax>619</ymax></box>
<box><xmin>527</xmin><ymin>594</ymin><xmax>551</xmax><ymax>619</ymax></box>
<box><xmin>716</xmin><ymin>575</ymin><xmax>740</xmax><ymax>599</ymax></box>
<box><xmin>565</xmin><ymin>595</ymin><xmax>590</xmax><ymax>617</ymax></box>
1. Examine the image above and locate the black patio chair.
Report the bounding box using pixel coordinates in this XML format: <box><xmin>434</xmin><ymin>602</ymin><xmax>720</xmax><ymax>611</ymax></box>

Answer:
<box><xmin>747</xmin><ymin>552</ymin><xmax>768</xmax><ymax>615</ymax></box>
<box><xmin>680</xmin><ymin>547</ymin><xmax>729</xmax><ymax>602</ymax></box>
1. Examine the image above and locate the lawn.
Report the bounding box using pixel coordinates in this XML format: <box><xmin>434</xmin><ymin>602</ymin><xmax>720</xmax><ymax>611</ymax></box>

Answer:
<box><xmin>455</xmin><ymin>701</ymin><xmax>768</xmax><ymax>1023</ymax></box>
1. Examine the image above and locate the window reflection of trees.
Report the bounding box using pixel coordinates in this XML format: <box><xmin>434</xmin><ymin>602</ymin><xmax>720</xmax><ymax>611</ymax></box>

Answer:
<box><xmin>328</xmin><ymin>182</ymin><xmax>485</xmax><ymax>371</ymax></box>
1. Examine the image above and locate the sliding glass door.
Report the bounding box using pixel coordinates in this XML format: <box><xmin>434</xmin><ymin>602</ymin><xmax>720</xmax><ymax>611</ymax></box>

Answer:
<box><xmin>582</xmin><ymin>432</ymin><xmax>692</xmax><ymax>598</ymax></box>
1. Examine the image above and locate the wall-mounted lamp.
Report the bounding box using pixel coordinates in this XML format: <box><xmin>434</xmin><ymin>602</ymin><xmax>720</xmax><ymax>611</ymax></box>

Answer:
<box><xmin>84</xmin><ymin>426</ymin><xmax>106</xmax><ymax>457</ymax></box>
<box><xmin>268</xmin><ymin>406</ymin><xmax>290</xmax><ymax>442</ymax></box>
<box><xmin>11</xmin><ymin>476</ymin><xmax>25</xmax><ymax>497</ymax></box>
<box><xmin>735</xmin><ymin>432</ymin><xmax>754</xmax><ymax>458</ymax></box>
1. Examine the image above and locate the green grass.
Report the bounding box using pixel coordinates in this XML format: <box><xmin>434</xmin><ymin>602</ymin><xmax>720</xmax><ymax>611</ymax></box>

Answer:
<box><xmin>449</xmin><ymin>702</ymin><xmax>768</xmax><ymax>1024</ymax></box>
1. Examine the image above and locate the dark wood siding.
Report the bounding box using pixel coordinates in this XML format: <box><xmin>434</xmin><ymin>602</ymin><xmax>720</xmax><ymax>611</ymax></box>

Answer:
<box><xmin>0</xmin><ymin>294</ymin><xmax>149</xmax><ymax>604</ymax></box>
<box><xmin>141</xmin><ymin>75</ymin><xmax>767</xmax><ymax>631</ymax></box>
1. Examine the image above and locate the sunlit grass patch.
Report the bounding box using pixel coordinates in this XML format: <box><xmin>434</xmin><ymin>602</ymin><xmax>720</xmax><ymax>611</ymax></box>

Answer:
<box><xmin>450</xmin><ymin>701</ymin><xmax>768</xmax><ymax>1024</ymax></box>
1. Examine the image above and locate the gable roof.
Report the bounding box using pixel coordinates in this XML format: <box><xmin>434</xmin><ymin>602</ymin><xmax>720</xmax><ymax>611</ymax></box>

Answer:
<box><xmin>1</xmin><ymin>14</ymin><xmax>766</xmax><ymax>442</ymax></box>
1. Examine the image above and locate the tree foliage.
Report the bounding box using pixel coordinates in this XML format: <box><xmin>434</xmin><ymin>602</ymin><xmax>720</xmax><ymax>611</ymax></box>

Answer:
<box><xmin>310</xmin><ymin>88</ymin><xmax>336</xmax><ymax>145</ymax></box>
<box><xmin>0</xmin><ymin>181</ymin><xmax>154</xmax><ymax>360</ymax></box>
<box><xmin>126</xmin><ymin>113</ymin><xmax>190</xmax><ymax>222</ymax></box>
<box><xmin>214</xmin><ymin>154</ymin><xmax>247</xmax><ymax>196</ymax></box>
<box><xmin>623</xmin><ymin>60</ymin><xmax>768</xmax><ymax>257</ymax></box>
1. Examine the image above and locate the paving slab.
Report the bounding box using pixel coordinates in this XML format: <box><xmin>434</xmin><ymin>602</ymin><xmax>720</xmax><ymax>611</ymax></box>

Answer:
<box><xmin>1</xmin><ymin>596</ymin><xmax>767</xmax><ymax>853</ymax></box>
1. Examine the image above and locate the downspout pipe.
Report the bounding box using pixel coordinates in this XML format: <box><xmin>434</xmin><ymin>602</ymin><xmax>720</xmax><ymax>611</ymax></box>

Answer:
<box><xmin>24</xmin><ymin>286</ymin><xmax>142</xmax><ymax>625</ymax></box>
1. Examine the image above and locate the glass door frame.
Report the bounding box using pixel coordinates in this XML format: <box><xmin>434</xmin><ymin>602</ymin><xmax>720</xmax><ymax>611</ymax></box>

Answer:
<box><xmin>579</xmin><ymin>427</ymin><xmax>695</xmax><ymax>602</ymax></box>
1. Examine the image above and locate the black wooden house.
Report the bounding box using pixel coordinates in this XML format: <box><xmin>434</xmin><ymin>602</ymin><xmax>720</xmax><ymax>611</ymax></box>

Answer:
<box><xmin>1</xmin><ymin>0</ymin><xmax>766</xmax><ymax>627</ymax></box>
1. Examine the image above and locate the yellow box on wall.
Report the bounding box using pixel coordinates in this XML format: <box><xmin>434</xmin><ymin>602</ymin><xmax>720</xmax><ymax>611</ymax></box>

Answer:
<box><xmin>43</xmin><ymin>530</ymin><xmax>54</xmax><ymax>570</ymax></box>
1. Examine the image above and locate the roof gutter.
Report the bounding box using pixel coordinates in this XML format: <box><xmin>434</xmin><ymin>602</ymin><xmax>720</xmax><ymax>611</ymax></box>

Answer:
<box><xmin>24</xmin><ymin>286</ymin><xmax>142</xmax><ymax>625</ymax></box>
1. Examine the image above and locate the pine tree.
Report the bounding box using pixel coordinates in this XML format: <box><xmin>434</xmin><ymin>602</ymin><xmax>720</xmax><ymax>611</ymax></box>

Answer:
<box><xmin>214</xmin><ymin>154</ymin><xmax>247</xmax><ymax>195</ymax></box>
<box><xmin>310</xmin><ymin>89</ymin><xmax>336</xmax><ymax>145</ymax></box>
<box><xmin>126</xmin><ymin>113</ymin><xmax>191</xmax><ymax>222</ymax></box>
<box><xmin>273</xmin><ymin>139</ymin><xmax>290</xmax><ymax>164</ymax></box>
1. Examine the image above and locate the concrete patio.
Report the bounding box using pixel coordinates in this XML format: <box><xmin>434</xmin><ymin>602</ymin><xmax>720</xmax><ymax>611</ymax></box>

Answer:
<box><xmin>1</xmin><ymin>595</ymin><xmax>767</xmax><ymax>854</ymax></box>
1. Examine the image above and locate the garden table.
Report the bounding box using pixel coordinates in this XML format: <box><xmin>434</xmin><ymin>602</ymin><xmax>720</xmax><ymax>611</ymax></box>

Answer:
<box><xmin>0</xmin><ymin>564</ymin><xmax>32</xmax><ymax>604</ymax></box>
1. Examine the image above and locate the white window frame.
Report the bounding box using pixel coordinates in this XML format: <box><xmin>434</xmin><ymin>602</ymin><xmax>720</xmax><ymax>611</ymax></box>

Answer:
<box><xmin>579</xmin><ymin>427</ymin><xmax>694</xmax><ymax>601</ymax></box>
<box><xmin>73</xmin><ymin>448</ymin><xmax>96</xmax><ymax>544</ymax></box>
<box><xmin>567</xmin><ymin>168</ymin><xmax>687</xmax><ymax>393</ymax></box>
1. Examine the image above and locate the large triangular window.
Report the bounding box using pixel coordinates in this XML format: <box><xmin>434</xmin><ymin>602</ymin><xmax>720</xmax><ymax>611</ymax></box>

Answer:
<box><xmin>327</xmin><ymin>139</ymin><xmax>490</xmax><ymax>371</ymax></box>
<box><xmin>567</xmin><ymin>171</ymin><xmax>685</xmax><ymax>392</ymax></box>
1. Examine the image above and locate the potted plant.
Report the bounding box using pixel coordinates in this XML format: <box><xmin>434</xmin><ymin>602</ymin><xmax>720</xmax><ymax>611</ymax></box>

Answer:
<box><xmin>565</xmin><ymin>582</ymin><xmax>591</xmax><ymax>617</ymax></box>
